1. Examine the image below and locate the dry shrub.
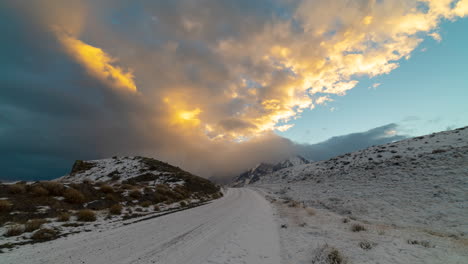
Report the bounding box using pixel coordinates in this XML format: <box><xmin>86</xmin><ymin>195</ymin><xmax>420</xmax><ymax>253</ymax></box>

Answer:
<box><xmin>64</xmin><ymin>188</ymin><xmax>85</xmax><ymax>204</ymax></box>
<box><xmin>211</xmin><ymin>192</ymin><xmax>222</xmax><ymax>199</ymax></box>
<box><xmin>41</xmin><ymin>181</ymin><xmax>65</xmax><ymax>196</ymax></box>
<box><xmin>359</xmin><ymin>241</ymin><xmax>374</xmax><ymax>250</ymax></box>
<box><xmin>351</xmin><ymin>224</ymin><xmax>366</xmax><ymax>232</ymax></box>
<box><xmin>100</xmin><ymin>185</ymin><xmax>114</xmax><ymax>193</ymax></box>
<box><xmin>77</xmin><ymin>209</ymin><xmax>96</xmax><ymax>222</ymax></box>
<box><xmin>105</xmin><ymin>193</ymin><xmax>119</xmax><ymax>201</ymax></box>
<box><xmin>31</xmin><ymin>228</ymin><xmax>58</xmax><ymax>241</ymax></box>
<box><xmin>140</xmin><ymin>201</ymin><xmax>152</xmax><ymax>208</ymax></box>
<box><xmin>153</xmin><ymin>193</ymin><xmax>169</xmax><ymax>203</ymax></box>
<box><xmin>289</xmin><ymin>200</ymin><xmax>301</xmax><ymax>208</ymax></box>
<box><xmin>305</xmin><ymin>207</ymin><xmax>316</xmax><ymax>216</ymax></box>
<box><xmin>109</xmin><ymin>204</ymin><xmax>122</xmax><ymax>215</ymax></box>
<box><xmin>121</xmin><ymin>184</ymin><xmax>133</xmax><ymax>190</ymax></box>
<box><xmin>5</xmin><ymin>225</ymin><xmax>24</xmax><ymax>237</ymax></box>
<box><xmin>180</xmin><ymin>201</ymin><xmax>187</xmax><ymax>207</ymax></box>
<box><xmin>153</xmin><ymin>205</ymin><xmax>160</xmax><ymax>211</ymax></box>
<box><xmin>0</xmin><ymin>200</ymin><xmax>13</xmax><ymax>212</ymax></box>
<box><xmin>312</xmin><ymin>245</ymin><xmax>347</xmax><ymax>264</ymax></box>
<box><xmin>57</xmin><ymin>212</ymin><xmax>70</xmax><ymax>222</ymax></box>
<box><xmin>31</xmin><ymin>186</ymin><xmax>49</xmax><ymax>196</ymax></box>
<box><xmin>25</xmin><ymin>219</ymin><xmax>47</xmax><ymax>232</ymax></box>
<box><xmin>155</xmin><ymin>184</ymin><xmax>172</xmax><ymax>194</ymax></box>
<box><xmin>8</xmin><ymin>184</ymin><xmax>26</xmax><ymax>194</ymax></box>
<box><xmin>407</xmin><ymin>240</ymin><xmax>431</xmax><ymax>248</ymax></box>
<box><xmin>129</xmin><ymin>189</ymin><xmax>142</xmax><ymax>199</ymax></box>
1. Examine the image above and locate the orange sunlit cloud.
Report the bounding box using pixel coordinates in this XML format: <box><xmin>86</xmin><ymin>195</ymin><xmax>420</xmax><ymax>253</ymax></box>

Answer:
<box><xmin>55</xmin><ymin>30</ymin><xmax>137</xmax><ymax>93</ymax></box>
<box><xmin>43</xmin><ymin>1</ymin><xmax>468</xmax><ymax>142</ymax></box>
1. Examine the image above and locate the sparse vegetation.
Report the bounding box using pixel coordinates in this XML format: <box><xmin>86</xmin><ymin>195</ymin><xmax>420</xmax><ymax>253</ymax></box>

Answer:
<box><xmin>5</xmin><ymin>225</ymin><xmax>24</xmax><ymax>237</ymax></box>
<box><xmin>129</xmin><ymin>189</ymin><xmax>142</xmax><ymax>199</ymax></box>
<box><xmin>140</xmin><ymin>201</ymin><xmax>152</xmax><ymax>208</ymax></box>
<box><xmin>41</xmin><ymin>181</ymin><xmax>65</xmax><ymax>196</ymax></box>
<box><xmin>100</xmin><ymin>185</ymin><xmax>114</xmax><ymax>193</ymax></box>
<box><xmin>8</xmin><ymin>184</ymin><xmax>26</xmax><ymax>194</ymax></box>
<box><xmin>57</xmin><ymin>212</ymin><xmax>71</xmax><ymax>222</ymax></box>
<box><xmin>0</xmin><ymin>200</ymin><xmax>12</xmax><ymax>212</ymax></box>
<box><xmin>109</xmin><ymin>204</ymin><xmax>122</xmax><ymax>215</ymax></box>
<box><xmin>64</xmin><ymin>188</ymin><xmax>85</xmax><ymax>204</ymax></box>
<box><xmin>407</xmin><ymin>239</ymin><xmax>431</xmax><ymax>248</ymax></box>
<box><xmin>25</xmin><ymin>219</ymin><xmax>47</xmax><ymax>232</ymax></box>
<box><xmin>105</xmin><ymin>193</ymin><xmax>119</xmax><ymax>201</ymax></box>
<box><xmin>289</xmin><ymin>200</ymin><xmax>301</xmax><ymax>208</ymax></box>
<box><xmin>31</xmin><ymin>228</ymin><xmax>58</xmax><ymax>241</ymax></box>
<box><xmin>180</xmin><ymin>201</ymin><xmax>187</xmax><ymax>207</ymax></box>
<box><xmin>30</xmin><ymin>186</ymin><xmax>49</xmax><ymax>196</ymax></box>
<box><xmin>77</xmin><ymin>209</ymin><xmax>96</xmax><ymax>222</ymax></box>
<box><xmin>312</xmin><ymin>245</ymin><xmax>347</xmax><ymax>264</ymax></box>
<box><xmin>359</xmin><ymin>241</ymin><xmax>374</xmax><ymax>250</ymax></box>
<box><xmin>351</xmin><ymin>224</ymin><xmax>366</xmax><ymax>232</ymax></box>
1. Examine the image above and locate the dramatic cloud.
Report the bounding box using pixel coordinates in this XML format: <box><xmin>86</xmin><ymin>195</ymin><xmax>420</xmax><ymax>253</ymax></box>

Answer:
<box><xmin>0</xmin><ymin>1</ymin><xmax>466</xmax><ymax>180</ymax></box>
<box><xmin>296</xmin><ymin>124</ymin><xmax>407</xmax><ymax>161</ymax></box>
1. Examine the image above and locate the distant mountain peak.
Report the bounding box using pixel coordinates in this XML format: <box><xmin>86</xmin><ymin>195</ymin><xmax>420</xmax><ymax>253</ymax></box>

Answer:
<box><xmin>232</xmin><ymin>155</ymin><xmax>309</xmax><ymax>187</ymax></box>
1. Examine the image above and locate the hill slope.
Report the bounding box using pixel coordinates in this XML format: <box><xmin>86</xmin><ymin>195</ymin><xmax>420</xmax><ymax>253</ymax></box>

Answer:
<box><xmin>1</xmin><ymin>156</ymin><xmax>222</xmax><ymax>250</ymax></box>
<box><xmin>250</xmin><ymin>126</ymin><xmax>468</xmax><ymax>264</ymax></box>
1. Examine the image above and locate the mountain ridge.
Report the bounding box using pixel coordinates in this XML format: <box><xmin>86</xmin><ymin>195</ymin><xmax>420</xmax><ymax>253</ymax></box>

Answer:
<box><xmin>232</xmin><ymin>155</ymin><xmax>310</xmax><ymax>187</ymax></box>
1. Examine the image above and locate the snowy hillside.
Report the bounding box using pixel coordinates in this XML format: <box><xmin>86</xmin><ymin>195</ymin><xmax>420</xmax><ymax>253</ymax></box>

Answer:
<box><xmin>251</xmin><ymin>126</ymin><xmax>468</xmax><ymax>263</ymax></box>
<box><xmin>1</xmin><ymin>156</ymin><xmax>222</xmax><ymax>251</ymax></box>
<box><xmin>232</xmin><ymin>156</ymin><xmax>309</xmax><ymax>187</ymax></box>
<box><xmin>61</xmin><ymin>156</ymin><xmax>176</xmax><ymax>183</ymax></box>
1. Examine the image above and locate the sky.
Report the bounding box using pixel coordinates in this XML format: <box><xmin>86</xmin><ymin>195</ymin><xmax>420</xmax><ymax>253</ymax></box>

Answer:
<box><xmin>1</xmin><ymin>0</ymin><xmax>467</xmax><ymax>181</ymax></box>
<box><xmin>279</xmin><ymin>18</ymin><xmax>468</xmax><ymax>144</ymax></box>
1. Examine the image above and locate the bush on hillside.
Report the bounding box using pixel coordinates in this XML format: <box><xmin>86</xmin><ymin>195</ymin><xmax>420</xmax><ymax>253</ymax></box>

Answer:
<box><xmin>77</xmin><ymin>209</ymin><xmax>96</xmax><ymax>222</ymax></box>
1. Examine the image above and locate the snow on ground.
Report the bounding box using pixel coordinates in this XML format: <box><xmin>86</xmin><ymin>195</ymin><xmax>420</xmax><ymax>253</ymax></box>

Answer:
<box><xmin>250</xmin><ymin>126</ymin><xmax>468</xmax><ymax>264</ymax></box>
<box><xmin>1</xmin><ymin>188</ymin><xmax>281</xmax><ymax>264</ymax></box>
<box><xmin>59</xmin><ymin>157</ymin><xmax>148</xmax><ymax>182</ymax></box>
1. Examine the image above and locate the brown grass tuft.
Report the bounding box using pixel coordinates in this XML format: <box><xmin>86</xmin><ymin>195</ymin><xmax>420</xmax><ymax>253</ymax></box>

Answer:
<box><xmin>64</xmin><ymin>188</ymin><xmax>85</xmax><ymax>204</ymax></box>
<box><xmin>8</xmin><ymin>184</ymin><xmax>26</xmax><ymax>194</ymax></box>
<box><xmin>77</xmin><ymin>209</ymin><xmax>96</xmax><ymax>222</ymax></box>
<box><xmin>25</xmin><ymin>219</ymin><xmax>47</xmax><ymax>232</ymax></box>
<box><xmin>57</xmin><ymin>212</ymin><xmax>71</xmax><ymax>222</ymax></box>
<box><xmin>312</xmin><ymin>245</ymin><xmax>347</xmax><ymax>264</ymax></box>
<box><xmin>5</xmin><ymin>225</ymin><xmax>24</xmax><ymax>237</ymax></box>
<box><xmin>129</xmin><ymin>189</ymin><xmax>142</xmax><ymax>199</ymax></box>
<box><xmin>100</xmin><ymin>185</ymin><xmax>114</xmax><ymax>193</ymax></box>
<box><xmin>31</xmin><ymin>228</ymin><xmax>58</xmax><ymax>241</ymax></box>
<box><xmin>30</xmin><ymin>186</ymin><xmax>49</xmax><ymax>196</ymax></box>
<box><xmin>351</xmin><ymin>224</ymin><xmax>366</xmax><ymax>232</ymax></box>
<box><xmin>0</xmin><ymin>200</ymin><xmax>13</xmax><ymax>212</ymax></box>
<box><xmin>41</xmin><ymin>181</ymin><xmax>65</xmax><ymax>196</ymax></box>
<box><xmin>140</xmin><ymin>201</ymin><xmax>152</xmax><ymax>208</ymax></box>
<box><xmin>109</xmin><ymin>204</ymin><xmax>122</xmax><ymax>215</ymax></box>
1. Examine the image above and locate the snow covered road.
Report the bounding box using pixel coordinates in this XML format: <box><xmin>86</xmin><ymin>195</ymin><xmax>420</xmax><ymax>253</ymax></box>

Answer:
<box><xmin>1</xmin><ymin>188</ymin><xmax>281</xmax><ymax>264</ymax></box>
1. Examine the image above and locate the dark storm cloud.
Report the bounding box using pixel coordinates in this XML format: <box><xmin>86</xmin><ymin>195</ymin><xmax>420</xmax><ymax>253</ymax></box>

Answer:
<box><xmin>296</xmin><ymin>124</ymin><xmax>407</xmax><ymax>161</ymax></box>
